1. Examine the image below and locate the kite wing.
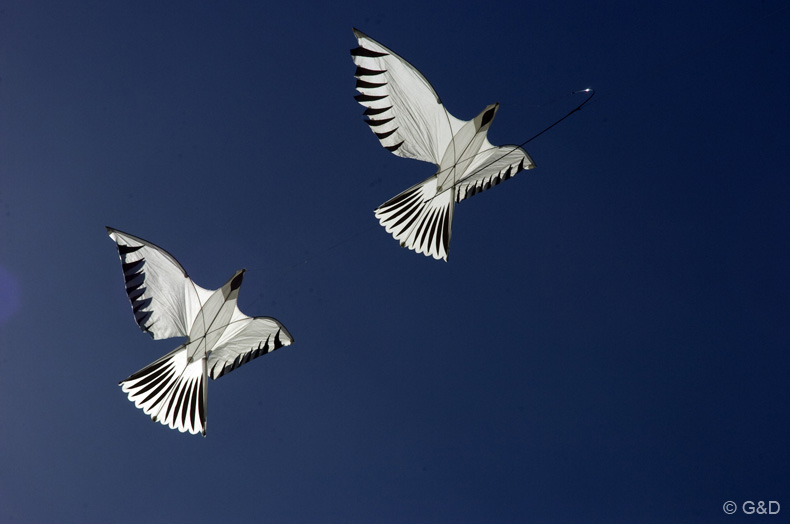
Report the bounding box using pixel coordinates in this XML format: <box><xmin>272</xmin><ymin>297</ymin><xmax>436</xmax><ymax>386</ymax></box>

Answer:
<box><xmin>107</xmin><ymin>227</ymin><xmax>212</xmax><ymax>340</ymax></box>
<box><xmin>351</xmin><ymin>28</ymin><xmax>465</xmax><ymax>165</ymax></box>
<box><xmin>454</xmin><ymin>141</ymin><xmax>536</xmax><ymax>202</ymax></box>
<box><xmin>207</xmin><ymin>308</ymin><xmax>294</xmax><ymax>379</ymax></box>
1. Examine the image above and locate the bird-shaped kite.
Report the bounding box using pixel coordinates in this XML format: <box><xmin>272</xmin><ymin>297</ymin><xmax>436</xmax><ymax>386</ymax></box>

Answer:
<box><xmin>107</xmin><ymin>227</ymin><xmax>294</xmax><ymax>436</ymax></box>
<box><xmin>351</xmin><ymin>29</ymin><xmax>536</xmax><ymax>261</ymax></box>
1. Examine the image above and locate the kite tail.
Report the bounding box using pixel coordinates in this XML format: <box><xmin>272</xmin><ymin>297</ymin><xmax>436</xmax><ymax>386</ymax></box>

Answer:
<box><xmin>374</xmin><ymin>176</ymin><xmax>455</xmax><ymax>261</ymax></box>
<box><xmin>120</xmin><ymin>345</ymin><xmax>208</xmax><ymax>436</ymax></box>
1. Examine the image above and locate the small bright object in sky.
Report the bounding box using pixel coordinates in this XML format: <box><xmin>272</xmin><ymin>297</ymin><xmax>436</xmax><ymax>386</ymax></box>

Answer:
<box><xmin>351</xmin><ymin>29</ymin><xmax>535</xmax><ymax>261</ymax></box>
<box><xmin>107</xmin><ymin>227</ymin><xmax>294</xmax><ymax>436</ymax></box>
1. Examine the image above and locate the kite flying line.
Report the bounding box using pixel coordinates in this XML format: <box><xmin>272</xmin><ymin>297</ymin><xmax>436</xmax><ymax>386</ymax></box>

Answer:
<box><xmin>520</xmin><ymin>88</ymin><xmax>595</xmax><ymax>148</ymax></box>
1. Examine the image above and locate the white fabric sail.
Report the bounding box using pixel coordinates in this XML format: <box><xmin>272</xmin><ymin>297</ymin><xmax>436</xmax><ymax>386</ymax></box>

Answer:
<box><xmin>107</xmin><ymin>227</ymin><xmax>293</xmax><ymax>436</ymax></box>
<box><xmin>351</xmin><ymin>29</ymin><xmax>536</xmax><ymax>261</ymax></box>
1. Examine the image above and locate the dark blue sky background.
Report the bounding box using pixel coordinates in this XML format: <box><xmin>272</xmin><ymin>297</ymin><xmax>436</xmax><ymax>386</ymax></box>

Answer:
<box><xmin>1</xmin><ymin>1</ymin><xmax>789</xmax><ymax>522</ymax></box>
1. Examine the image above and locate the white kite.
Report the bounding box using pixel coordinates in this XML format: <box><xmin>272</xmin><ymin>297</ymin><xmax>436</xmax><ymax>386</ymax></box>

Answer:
<box><xmin>107</xmin><ymin>227</ymin><xmax>294</xmax><ymax>436</ymax></box>
<box><xmin>351</xmin><ymin>29</ymin><xmax>536</xmax><ymax>261</ymax></box>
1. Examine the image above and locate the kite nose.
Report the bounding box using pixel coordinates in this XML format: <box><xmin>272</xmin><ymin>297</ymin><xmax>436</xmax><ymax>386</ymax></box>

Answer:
<box><xmin>480</xmin><ymin>103</ymin><xmax>499</xmax><ymax>127</ymax></box>
<box><xmin>230</xmin><ymin>269</ymin><xmax>246</xmax><ymax>290</ymax></box>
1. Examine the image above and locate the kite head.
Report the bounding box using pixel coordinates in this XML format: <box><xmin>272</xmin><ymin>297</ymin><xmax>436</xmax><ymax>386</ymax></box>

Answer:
<box><xmin>229</xmin><ymin>269</ymin><xmax>246</xmax><ymax>291</ymax></box>
<box><xmin>476</xmin><ymin>103</ymin><xmax>499</xmax><ymax>130</ymax></box>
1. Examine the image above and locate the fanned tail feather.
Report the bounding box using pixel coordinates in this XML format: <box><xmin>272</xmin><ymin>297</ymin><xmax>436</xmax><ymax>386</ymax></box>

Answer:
<box><xmin>374</xmin><ymin>177</ymin><xmax>454</xmax><ymax>261</ymax></box>
<box><xmin>120</xmin><ymin>346</ymin><xmax>207</xmax><ymax>436</ymax></box>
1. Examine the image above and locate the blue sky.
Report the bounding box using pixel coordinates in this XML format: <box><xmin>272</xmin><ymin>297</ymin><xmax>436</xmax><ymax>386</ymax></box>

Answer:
<box><xmin>1</xmin><ymin>1</ymin><xmax>788</xmax><ymax>522</ymax></box>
